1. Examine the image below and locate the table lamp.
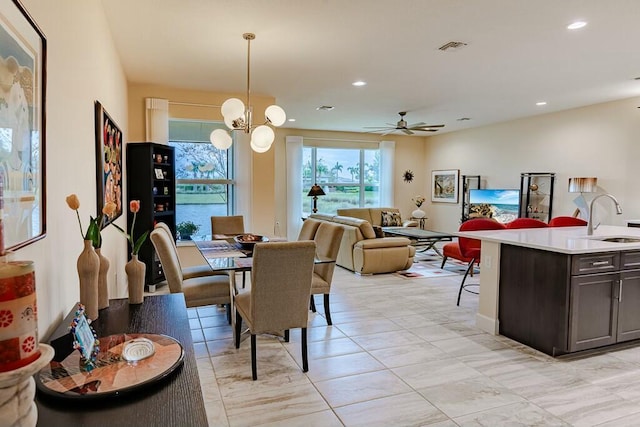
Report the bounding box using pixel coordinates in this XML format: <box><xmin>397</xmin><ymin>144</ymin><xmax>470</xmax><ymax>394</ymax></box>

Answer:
<box><xmin>568</xmin><ymin>177</ymin><xmax>597</xmax><ymax>219</ymax></box>
<box><xmin>307</xmin><ymin>184</ymin><xmax>325</xmax><ymax>213</ymax></box>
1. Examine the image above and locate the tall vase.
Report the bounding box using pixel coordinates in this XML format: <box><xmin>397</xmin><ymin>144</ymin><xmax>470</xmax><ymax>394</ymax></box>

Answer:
<box><xmin>77</xmin><ymin>240</ymin><xmax>99</xmax><ymax>320</ymax></box>
<box><xmin>125</xmin><ymin>254</ymin><xmax>145</xmax><ymax>304</ymax></box>
<box><xmin>96</xmin><ymin>248</ymin><xmax>110</xmax><ymax>310</ymax></box>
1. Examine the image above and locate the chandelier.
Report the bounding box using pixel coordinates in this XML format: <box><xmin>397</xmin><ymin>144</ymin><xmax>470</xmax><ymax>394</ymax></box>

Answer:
<box><xmin>210</xmin><ymin>33</ymin><xmax>286</xmax><ymax>153</ymax></box>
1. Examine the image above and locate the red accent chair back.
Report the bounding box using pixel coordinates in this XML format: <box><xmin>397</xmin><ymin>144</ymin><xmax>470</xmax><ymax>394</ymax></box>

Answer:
<box><xmin>548</xmin><ymin>216</ymin><xmax>588</xmax><ymax>227</ymax></box>
<box><xmin>457</xmin><ymin>218</ymin><xmax>507</xmax><ymax>306</ymax></box>
<box><xmin>505</xmin><ymin>218</ymin><xmax>549</xmax><ymax>229</ymax></box>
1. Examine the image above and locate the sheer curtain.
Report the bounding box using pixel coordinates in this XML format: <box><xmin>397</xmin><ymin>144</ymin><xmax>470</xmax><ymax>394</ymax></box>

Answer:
<box><xmin>286</xmin><ymin>136</ymin><xmax>303</xmax><ymax>240</ymax></box>
<box><xmin>379</xmin><ymin>140</ymin><xmax>395</xmax><ymax>206</ymax></box>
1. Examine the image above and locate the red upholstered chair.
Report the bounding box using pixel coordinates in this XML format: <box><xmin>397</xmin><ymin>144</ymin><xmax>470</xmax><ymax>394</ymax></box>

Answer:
<box><xmin>505</xmin><ymin>218</ymin><xmax>549</xmax><ymax>229</ymax></box>
<box><xmin>548</xmin><ymin>216</ymin><xmax>588</xmax><ymax>227</ymax></box>
<box><xmin>441</xmin><ymin>242</ymin><xmax>477</xmax><ymax>276</ymax></box>
<box><xmin>457</xmin><ymin>218</ymin><xmax>507</xmax><ymax>306</ymax></box>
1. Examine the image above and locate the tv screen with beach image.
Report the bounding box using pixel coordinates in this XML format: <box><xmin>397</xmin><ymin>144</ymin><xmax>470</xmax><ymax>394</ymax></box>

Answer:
<box><xmin>469</xmin><ymin>189</ymin><xmax>520</xmax><ymax>224</ymax></box>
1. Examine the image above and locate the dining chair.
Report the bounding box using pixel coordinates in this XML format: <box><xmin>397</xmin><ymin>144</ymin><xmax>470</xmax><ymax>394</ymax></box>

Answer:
<box><xmin>150</xmin><ymin>229</ymin><xmax>233</xmax><ymax>316</ymax></box>
<box><xmin>505</xmin><ymin>218</ymin><xmax>549</xmax><ymax>229</ymax></box>
<box><xmin>297</xmin><ymin>218</ymin><xmax>322</xmax><ymax>241</ymax></box>
<box><xmin>548</xmin><ymin>216</ymin><xmax>588</xmax><ymax>227</ymax></box>
<box><xmin>308</xmin><ymin>222</ymin><xmax>344</xmax><ymax>325</ymax></box>
<box><xmin>211</xmin><ymin>215</ymin><xmax>245</xmax><ymax>236</ymax></box>
<box><xmin>457</xmin><ymin>218</ymin><xmax>506</xmax><ymax>306</ymax></box>
<box><xmin>233</xmin><ymin>241</ymin><xmax>316</xmax><ymax>380</ymax></box>
<box><xmin>154</xmin><ymin>222</ymin><xmax>221</xmax><ymax>280</ymax></box>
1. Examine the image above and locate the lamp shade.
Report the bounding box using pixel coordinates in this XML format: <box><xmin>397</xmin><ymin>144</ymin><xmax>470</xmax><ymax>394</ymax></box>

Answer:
<box><xmin>265</xmin><ymin>105</ymin><xmax>286</xmax><ymax>126</ymax></box>
<box><xmin>251</xmin><ymin>125</ymin><xmax>275</xmax><ymax>148</ymax></box>
<box><xmin>307</xmin><ymin>184</ymin><xmax>326</xmax><ymax>197</ymax></box>
<box><xmin>568</xmin><ymin>177</ymin><xmax>597</xmax><ymax>193</ymax></box>
<box><xmin>210</xmin><ymin>129</ymin><xmax>233</xmax><ymax>150</ymax></box>
<box><xmin>221</xmin><ymin>98</ymin><xmax>245</xmax><ymax>120</ymax></box>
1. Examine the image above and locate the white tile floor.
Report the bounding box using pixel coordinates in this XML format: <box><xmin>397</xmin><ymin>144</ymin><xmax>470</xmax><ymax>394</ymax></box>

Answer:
<box><xmin>184</xmin><ymin>259</ymin><xmax>640</xmax><ymax>427</ymax></box>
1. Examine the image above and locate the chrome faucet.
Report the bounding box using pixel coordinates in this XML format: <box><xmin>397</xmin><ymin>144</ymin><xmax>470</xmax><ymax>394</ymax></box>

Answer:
<box><xmin>587</xmin><ymin>193</ymin><xmax>622</xmax><ymax>235</ymax></box>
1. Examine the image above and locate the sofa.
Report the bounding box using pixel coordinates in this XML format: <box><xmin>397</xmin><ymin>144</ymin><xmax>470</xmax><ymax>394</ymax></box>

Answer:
<box><xmin>308</xmin><ymin>213</ymin><xmax>416</xmax><ymax>275</ymax></box>
<box><xmin>336</xmin><ymin>207</ymin><xmax>418</xmax><ymax>228</ymax></box>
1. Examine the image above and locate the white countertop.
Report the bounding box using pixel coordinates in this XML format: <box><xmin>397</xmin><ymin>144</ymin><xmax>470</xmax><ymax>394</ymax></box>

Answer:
<box><xmin>456</xmin><ymin>225</ymin><xmax>640</xmax><ymax>254</ymax></box>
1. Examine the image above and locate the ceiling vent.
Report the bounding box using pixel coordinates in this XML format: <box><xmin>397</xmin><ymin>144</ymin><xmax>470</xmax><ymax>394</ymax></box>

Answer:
<box><xmin>316</xmin><ymin>105</ymin><xmax>335</xmax><ymax>111</ymax></box>
<box><xmin>438</xmin><ymin>41</ymin><xmax>468</xmax><ymax>52</ymax></box>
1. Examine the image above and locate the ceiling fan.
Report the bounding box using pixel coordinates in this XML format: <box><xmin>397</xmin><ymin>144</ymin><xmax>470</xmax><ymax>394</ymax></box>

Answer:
<box><xmin>365</xmin><ymin>112</ymin><xmax>445</xmax><ymax>135</ymax></box>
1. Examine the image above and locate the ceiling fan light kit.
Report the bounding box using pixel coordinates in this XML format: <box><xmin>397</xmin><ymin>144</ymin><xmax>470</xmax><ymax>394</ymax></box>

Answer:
<box><xmin>210</xmin><ymin>33</ymin><xmax>286</xmax><ymax>153</ymax></box>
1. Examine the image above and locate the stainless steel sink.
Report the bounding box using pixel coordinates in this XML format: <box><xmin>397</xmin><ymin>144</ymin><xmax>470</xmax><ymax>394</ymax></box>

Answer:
<box><xmin>589</xmin><ymin>236</ymin><xmax>640</xmax><ymax>243</ymax></box>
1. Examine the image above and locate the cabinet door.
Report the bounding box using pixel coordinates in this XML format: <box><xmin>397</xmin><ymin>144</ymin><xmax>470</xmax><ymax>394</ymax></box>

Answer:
<box><xmin>569</xmin><ymin>273</ymin><xmax>618</xmax><ymax>352</ymax></box>
<box><xmin>618</xmin><ymin>270</ymin><xmax>640</xmax><ymax>342</ymax></box>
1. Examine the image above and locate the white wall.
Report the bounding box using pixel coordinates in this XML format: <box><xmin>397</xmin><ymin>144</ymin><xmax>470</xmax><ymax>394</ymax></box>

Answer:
<box><xmin>425</xmin><ymin>96</ymin><xmax>640</xmax><ymax>233</ymax></box>
<box><xmin>20</xmin><ymin>0</ymin><xmax>128</xmax><ymax>338</ymax></box>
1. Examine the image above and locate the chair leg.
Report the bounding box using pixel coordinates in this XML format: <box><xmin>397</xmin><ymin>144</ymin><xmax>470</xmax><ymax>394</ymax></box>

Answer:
<box><xmin>242</xmin><ymin>271</ymin><xmax>246</xmax><ymax>289</ymax></box>
<box><xmin>234</xmin><ymin>311</ymin><xmax>242</xmax><ymax>349</ymax></box>
<box><xmin>457</xmin><ymin>258</ymin><xmax>476</xmax><ymax>306</ymax></box>
<box><xmin>284</xmin><ymin>330</ymin><xmax>290</xmax><ymax>342</ymax></box>
<box><xmin>309</xmin><ymin>295</ymin><xmax>317</xmax><ymax>312</ymax></box>
<box><xmin>301</xmin><ymin>327</ymin><xmax>308</xmax><ymax>373</ymax></box>
<box><xmin>323</xmin><ymin>294</ymin><xmax>332</xmax><ymax>326</ymax></box>
<box><xmin>251</xmin><ymin>334</ymin><xmax>257</xmax><ymax>380</ymax></box>
<box><xmin>226</xmin><ymin>303</ymin><xmax>231</xmax><ymax>325</ymax></box>
<box><xmin>440</xmin><ymin>256</ymin><xmax>448</xmax><ymax>269</ymax></box>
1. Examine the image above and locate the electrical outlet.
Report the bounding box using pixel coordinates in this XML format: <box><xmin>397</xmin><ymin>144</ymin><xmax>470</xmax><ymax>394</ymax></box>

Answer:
<box><xmin>483</xmin><ymin>255</ymin><xmax>492</xmax><ymax>268</ymax></box>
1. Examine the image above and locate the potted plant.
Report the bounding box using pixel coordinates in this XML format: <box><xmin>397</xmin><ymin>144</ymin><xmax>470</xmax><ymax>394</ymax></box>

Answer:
<box><xmin>176</xmin><ymin>221</ymin><xmax>199</xmax><ymax>240</ymax></box>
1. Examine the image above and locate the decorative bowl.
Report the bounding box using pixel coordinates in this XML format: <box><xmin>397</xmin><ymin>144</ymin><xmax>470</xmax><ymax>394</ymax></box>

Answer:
<box><xmin>233</xmin><ymin>234</ymin><xmax>269</xmax><ymax>249</ymax></box>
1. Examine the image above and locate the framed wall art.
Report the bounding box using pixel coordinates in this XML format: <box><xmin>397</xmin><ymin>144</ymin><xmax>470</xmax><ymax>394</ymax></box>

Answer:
<box><xmin>431</xmin><ymin>169</ymin><xmax>459</xmax><ymax>203</ymax></box>
<box><xmin>0</xmin><ymin>0</ymin><xmax>47</xmax><ymax>250</ymax></box>
<box><xmin>95</xmin><ymin>101</ymin><xmax>123</xmax><ymax>227</ymax></box>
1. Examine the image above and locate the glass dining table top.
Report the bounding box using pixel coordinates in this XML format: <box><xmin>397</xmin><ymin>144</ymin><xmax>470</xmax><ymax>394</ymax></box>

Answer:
<box><xmin>194</xmin><ymin>238</ymin><xmax>333</xmax><ymax>272</ymax></box>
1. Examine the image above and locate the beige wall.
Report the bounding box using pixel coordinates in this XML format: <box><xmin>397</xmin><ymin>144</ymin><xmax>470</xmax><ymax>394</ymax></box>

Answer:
<box><xmin>425</xmin><ymin>96</ymin><xmax>640</xmax><ymax>233</ymax></box>
<box><xmin>20</xmin><ymin>0</ymin><xmax>129</xmax><ymax>338</ymax></box>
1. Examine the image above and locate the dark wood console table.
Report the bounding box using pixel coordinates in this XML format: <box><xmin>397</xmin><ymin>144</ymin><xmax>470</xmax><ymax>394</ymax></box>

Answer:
<box><xmin>35</xmin><ymin>294</ymin><xmax>207</xmax><ymax>426</ymax></box>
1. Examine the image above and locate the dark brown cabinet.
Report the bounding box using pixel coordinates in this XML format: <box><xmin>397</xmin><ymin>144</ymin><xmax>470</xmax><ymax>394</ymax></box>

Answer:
<box><xmin>126</xmin><ymin>142</ymin><xmax>176</xmax><ymax>288</ymax></box>
<box><xmin>500</xmin><ymin>245</ymin><xmax>640</xmax><ymax>356</ymax></box>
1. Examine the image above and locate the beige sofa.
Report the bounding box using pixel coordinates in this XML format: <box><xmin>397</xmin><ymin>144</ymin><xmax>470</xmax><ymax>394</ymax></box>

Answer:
<box><xmin>336</xmin><ymin>207</ymin><xmax>417</xmax><ymax>228</ymax></box>
<box><xmin>308</xmin><ymin>213</ymin><xmax>416</xmax><ymax>275</ymax></box>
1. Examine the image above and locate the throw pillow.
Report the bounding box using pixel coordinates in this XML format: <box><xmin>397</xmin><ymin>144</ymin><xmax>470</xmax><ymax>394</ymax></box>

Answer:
<box><xmin>381</xmin><ymin>211</ymin><xmax>402</xmax><ymax>227</ymax></box>
<box><xmin>372</xmin><ymin>225</ymin><xmax>385</xmax><ymax>238</ymax></box>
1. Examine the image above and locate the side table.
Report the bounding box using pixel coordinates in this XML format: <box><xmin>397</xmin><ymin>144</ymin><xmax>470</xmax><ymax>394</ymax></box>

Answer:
<box><xmin>410</xmin><ymin>217</ymin><xmax>426</xmax><ymax>230</ymax></box>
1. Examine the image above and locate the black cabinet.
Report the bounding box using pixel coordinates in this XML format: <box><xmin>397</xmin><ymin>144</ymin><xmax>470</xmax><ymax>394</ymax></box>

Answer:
<box><xmin>461</xmin><ymin>175</ymin><xmax>481</xmax><ymax>223</ymax></box>
<box><xmin>126</xmin><ymin>142</ymin><xmax>176</xmax><ymax>287</ymax></box>
<box><xmin>519</xmin><ymin>172</ymin><xmax>555</xmax><ymax>223</ymax></box>
<box><xmin>500</xmin><ymin>245</ymin><xmax>640</xmax><ymax>355</ymax></box>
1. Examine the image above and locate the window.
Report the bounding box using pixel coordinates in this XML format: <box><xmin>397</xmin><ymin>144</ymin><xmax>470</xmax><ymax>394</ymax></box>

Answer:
<box><xmin>169</xmin><ymin>120</ymin><xmax>234</xmax><ymax>236</ymax></box>
<box><xmin>302</xmin><ymin>146</ymin><xmax>380</xmax><ymax>214</ymax></box>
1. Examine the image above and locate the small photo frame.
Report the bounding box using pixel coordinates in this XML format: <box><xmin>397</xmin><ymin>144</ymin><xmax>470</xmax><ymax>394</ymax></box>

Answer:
<box><xmin>154</xmin><ymin>168</ymin><xmax>164</xmax><ymax>179</ymax></box>
<box><xmin>431</xmin><ymin>169</ymin><xmax>460</xmax><ymax>203</ymax></box>
<box><xmin>69</xmin><ymin>304</ymin><xmax>99</xmax><ymax>370</ymax></box>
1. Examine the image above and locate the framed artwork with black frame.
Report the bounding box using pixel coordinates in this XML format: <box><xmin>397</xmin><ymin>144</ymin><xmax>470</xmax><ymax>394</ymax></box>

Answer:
<box><xmin>431</xmin><ymin>169</ymin><xmax>460</xmax><ymax>203</ymax></box>
<box><xmin>95</xmin><ymin>100</ymin><xmax>123</xmax><ymax>228</ymax></box>
<box><xmin>0</xmin><ymin>0</ymin><xmax>47</xmax><ymax>250</ymax></box>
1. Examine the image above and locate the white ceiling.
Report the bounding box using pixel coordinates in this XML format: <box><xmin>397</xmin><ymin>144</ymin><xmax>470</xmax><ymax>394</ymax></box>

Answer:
<box><xmin>101</xmin><ymin>0</ymin><xmax>640</xmax><ymax>135</ymax></box>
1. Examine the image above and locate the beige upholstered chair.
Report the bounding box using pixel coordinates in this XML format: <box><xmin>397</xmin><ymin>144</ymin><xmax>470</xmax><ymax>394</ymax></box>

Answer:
<box><xmin>298</xmin><ymin>218</ymin><xmax>322</xmax><ymax>241</ymax></box>
<box><xmin>308</xmin><ymin>222</ymin><xmax>344</xmax><ymax>325</ymax></box>
<box><xmin>150</xmin><ymin>229</ymin><xmax>232</xmax><ymax>311</ymax></box>
<box><xmin>211</xmin><ymin>215</ymin><xmax>245</xmax><ymax>236</ymax></box>
<box><xmin>233</xmin><ymin>241</ymin><xmax>316</xmax><ymax>380</ymax></box>
<box><xmin>154</xmin><ymin>222</ymin><xmax>218</xmax><ymax>280</ymax></box>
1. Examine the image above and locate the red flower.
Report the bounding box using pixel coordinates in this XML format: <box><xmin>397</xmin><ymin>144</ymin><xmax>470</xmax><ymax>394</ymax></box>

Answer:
<box><xmin>130</xmin><ymin>200</ymin><xmax>140</xmax><ymax>213</ymax></box>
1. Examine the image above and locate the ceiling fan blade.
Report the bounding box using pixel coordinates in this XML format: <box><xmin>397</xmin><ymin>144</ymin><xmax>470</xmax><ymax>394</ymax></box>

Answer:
<box><xmin>363</xmin><ymin>126</ymin><xmax>393</xmax><ymax>129</ymax></box>
<box><xmin>407</xmin><ymin>122</ymin><xmax>427</xmax><ymax>128</ymax></box>
<box><xmin>402</xmin><ymin>128</ymin><xmax>414</xmax><ymax>135</ymax></box>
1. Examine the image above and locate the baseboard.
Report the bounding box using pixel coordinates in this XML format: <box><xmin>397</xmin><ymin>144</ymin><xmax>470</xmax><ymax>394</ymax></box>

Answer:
<box><xmin>476</xmin><ymin>313</ymin><xmax>499</xmax><ymax>335</ymax></box>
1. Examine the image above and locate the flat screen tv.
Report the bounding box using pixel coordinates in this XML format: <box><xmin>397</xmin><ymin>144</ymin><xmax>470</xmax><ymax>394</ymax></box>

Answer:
<box><xmin>469</xmin><ymin>189</ymin><xmax>520</xmax><ymax>224</ymax></box>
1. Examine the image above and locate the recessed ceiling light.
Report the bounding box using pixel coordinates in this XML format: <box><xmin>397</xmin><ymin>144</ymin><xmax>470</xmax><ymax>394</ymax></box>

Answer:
<box><xmin>352</xmin><ymin>81</ymin><xmax>367</xmax><ymax>87</ymax></box>
<box><xmin>316</xmin><ymin>106</ymin><xmax>335</xmax><ymax>111</ymax></box>
<box><xmin>536</xmin><ymin>101</ymin><xmax>547</xmax><ymax>106</ymax></box>
<box><xmin>288</xmin><ymin>118</ymin><xmax>296</xmax><ymax>122</ymax></box>
<box><xmin>567</xmin><ymin>21</ymin><xmax>587</xmax><ymax>30</ymax></box>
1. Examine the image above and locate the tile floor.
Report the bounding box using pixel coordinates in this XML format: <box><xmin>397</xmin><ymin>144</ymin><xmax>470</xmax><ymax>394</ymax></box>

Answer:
<box><xmin>184</xmin><ymin>258</ymin><xmax>640</xmax><ymax>427</ymax></box>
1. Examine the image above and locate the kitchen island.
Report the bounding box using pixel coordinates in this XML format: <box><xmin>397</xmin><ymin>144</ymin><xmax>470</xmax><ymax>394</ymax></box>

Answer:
<box><xmin>457</xmin><ymin>225</ymin><xmax>640</xmax><ymax>356</ymax></box>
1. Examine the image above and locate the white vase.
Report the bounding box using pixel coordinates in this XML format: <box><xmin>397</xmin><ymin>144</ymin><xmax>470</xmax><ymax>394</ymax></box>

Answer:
<box><xmin>412</xmin><ymin>208</ymin><xmax>426</xmax><ymax>218</ymax></box>
<box><xmin>125</xmin><ymin>254</ymin><xmax>146</xmax><ymax>305</ymax></box>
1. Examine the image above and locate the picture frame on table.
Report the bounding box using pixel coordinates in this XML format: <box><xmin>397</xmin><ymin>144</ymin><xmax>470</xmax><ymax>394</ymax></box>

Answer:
<box><xmin>0</xmin><ymin>0</ymin><xmax>47</xmax><ymax>250</ymax></box>
<box><xmin>431</xmin><ymin>169</ymin><xmax>459</xmax><ymax>203</ymax></box>
<box><xmin>95</xmin><ymin>100</ymin><xmax>123</xmax><ymax>228</ymax></box>
<box><xmin>154</xmin><ymin>168</ymin><xmax>164</xmax><ymax>180</ymax></box>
